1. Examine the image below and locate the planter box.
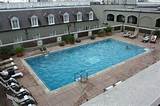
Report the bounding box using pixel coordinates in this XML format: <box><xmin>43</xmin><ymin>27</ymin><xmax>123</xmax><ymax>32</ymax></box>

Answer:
<box><xmin>98</xmin><ymin>33</ymin><xmax>105</xmax><ymax>37</ymax></box>
<box><xmin>106</xmin><ymin>32</ymin><xmax>112</xmax><ymax>36</ymax></box>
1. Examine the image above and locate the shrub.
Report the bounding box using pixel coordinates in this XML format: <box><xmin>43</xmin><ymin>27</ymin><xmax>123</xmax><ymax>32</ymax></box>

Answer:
<box><xmin>62</xmin><ymin>34</ymin><xmax>75</xmax><ymax>44</ymax></box>
<box><xmin>0</xmin><ymin>46</ymin><xmax>15</xmax><ymax>60</ymax></box>
<box><xmin>90</xmin><ymin>35</ymin><xmax>96</xmax><ymax>40</ymax></box>
<box><xmin>75</xmin><ymin>38</ymin><xmax>81</xmax><ymax>43</ymax></box>
<box><xmin>104</xmin><ymin>26</ymin><xmax>112</xmax><ymax>33</ymax></box>
<box><xmin>15</xmin><ymin>47</ymin><xmax>24</xmax><ymax>54</ymax></box>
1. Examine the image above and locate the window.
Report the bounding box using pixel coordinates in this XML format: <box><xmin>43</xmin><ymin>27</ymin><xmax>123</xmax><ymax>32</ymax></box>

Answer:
<box><xmin>48</xmin><ymin>14</ymin><xmax>55</xmax><ymax>25</ymax></box>
<box><xmin>31</xmin><ymin>15</ymin><xmax>39</xmax><ymax>27</ymax></box>
<box><xmin>77</xmin><ymin>12</ymin><xmax>82</xmax><ymax>22</ymax></box>
<box><xmin>89</xmin><ymin>11</ymin><xmax>94</xmax><ymax>21</ymax></box>
<box><xmin>10</xmin><ymin>17</ymin><xmax>20</xmax><ymax>30</ymax></box>
<box><xmin>155</xmin><ymin>18</ymin><xmax>160</xmax><ymax>27</ymax></box>
<box><xmin>127</xmin><ymin>16</ymin><xmax>137</xmax><ymax>24</ymax></box>
<box><xmin>117</xmin><ymin>15</ymin><xmax>125</xmax><ymax>22</ymax></box>
<box><xmin>63</xmin><ymin>12</ymin><xmax>69</xmax><ymax>23</ymax></box>
<box><xmin>107</xmin><ymin>14</ymin><xmax>114</xmax><ymax>21</ymax></box>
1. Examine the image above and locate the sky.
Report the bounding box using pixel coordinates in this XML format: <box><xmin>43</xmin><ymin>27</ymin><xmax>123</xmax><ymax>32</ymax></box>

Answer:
<box><xmin>0</xmin><ymin>0</ymin><xmax>160</xmax><ymax>2</ymax></box>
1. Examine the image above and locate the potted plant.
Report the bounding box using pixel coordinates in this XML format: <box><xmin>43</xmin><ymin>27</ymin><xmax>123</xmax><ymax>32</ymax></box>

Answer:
<box><xmin>90</xmin><ymin>35</ymin><xmax>96</xmax><ymax>40</ymax></box>
<box><xmin>62</xmin><ymin>34</ymin><xmax>75</xmax><ymax>44</ymax></box>
<box><xmin>62</xmin><ymin>36</ymin><xmax>69</xmax><ymax>44</ymax></box>
<box><xmin>68</xmin><ymin>35</ymin><xmax>75</xmax><ymax>44</ymax></box>
<box><xmin>58</xmin><ymin>41</ymin><xmax>65</xmax><ymax>46</ymax></box>
<box><xmin>0</xmin><ymin>46</ymin><xmax>15</xmax><ymax>60</ymax></box>
<box><xmin>104</xmin><ymin>26</ymin><xmax>112</xmax><ymax>36</ymax></box>
<box><xmin>15</xmin><ymin>46</ymin><xmax>24</xmax><ymax>57</ymax></box>
<box><xmin>98</xmin><ymin>29</ymin><xmax>105</xmax><ymax>37</ymax></box>
<box><xmin>75</xmin><ymin>38</ymin><xmax>81</xmax><ymax>43</ymax></box>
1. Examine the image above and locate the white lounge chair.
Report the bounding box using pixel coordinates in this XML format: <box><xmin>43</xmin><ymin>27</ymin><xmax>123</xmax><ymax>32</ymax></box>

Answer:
<box><xmin>28</xmin><ymin>104</ymin><xmax>37</xmax><ymax>106</ymax></box>
<box><xmin>0</xmin><ymin>70</ymin><xmax>23</xmax><ymax>78</ymax></box>
<box><xmin>123</xmin><ymin>31</ymin><xmax>131</xmax><ymax>37</ymax></box>
<box><xmin>129</xmin><ymin>29</ymin><xmax>138</xmax><ymax>39</ymax></box>
<box><xmin>0</xmin><ymin>62</ymin><xmax>16</xmax><ymax>70</ymax></box>
<box><xmin>7</xmin><ymin>94</ymin><xmax>36</xmax><ymax>106</ymax></box>
<box><xmin>8</xmin><ymin>83</ymin><xmax>30</xmax><ymax>95</ymax></box>
<box><xmin>0</xmin><ymin>58</ymin><xmax>13</xmax><ymax>66</ymax></box>
<box><xmin>142</xmin><ymin>34</ymin><xmax>150</xmax><ymax>42</ymax></box>
<box><xmin>150</xmin><ymin>35</ymin><xmax>157</xmax><ymax>43</ymax></box>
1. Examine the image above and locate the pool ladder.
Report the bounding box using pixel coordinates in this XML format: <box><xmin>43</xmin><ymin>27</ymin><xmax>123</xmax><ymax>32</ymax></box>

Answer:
<box><xmin>74</xmin><ymin>70</ymin><xmax>88</xmax><ymax>83</ymax></box>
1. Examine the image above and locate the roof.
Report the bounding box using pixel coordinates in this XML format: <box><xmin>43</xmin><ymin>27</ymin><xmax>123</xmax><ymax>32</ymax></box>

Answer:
<box><xmin>104</xmin><ymin>7</ymin><xmax>160</xmax><ymax>14</ymax></box>
<box><xmin>81</xmin><ymin>60</ymin><xmax>160</xmax><ymax>106</ymax></box>
<box><xmin>0</xmin><ymin>7</ymin><xmax>98</xmax><ymax>32</ymax></box>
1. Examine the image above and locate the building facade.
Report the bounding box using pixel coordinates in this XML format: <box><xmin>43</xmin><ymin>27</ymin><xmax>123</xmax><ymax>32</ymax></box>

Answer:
<box><xmin>0</xmin><ymin>2</ymin><xmax>159</xmax><ymax>48</ymax></box>
<box><xmin>0</xmin><ymin>6</ymin><xmax>99</xmax><ymax>47</ymax></box>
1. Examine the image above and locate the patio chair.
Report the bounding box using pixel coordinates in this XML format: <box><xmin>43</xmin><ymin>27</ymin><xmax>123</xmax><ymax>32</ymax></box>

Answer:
<box><xmin>39</xmin><ymin>46</ymin><xmax>49</xmax><ymax>55</ymax></box>
<box><xmin>5</xmin><ymin>66</ymin><xmax>18</xmax><ymax>71</ymax></box>
<box><xmin>123</xmin><ymin>31</ymin><xmax>131</xmax><ymax>37</ymax></box>
<box><xmin>0</xmin><ymin>62</ymin><xmax>16</xmax><ymax>70</ymax></box>
<box><xmin>0</xmin><ymin>58</ymin><xmax>13</xmax><ymax>66</ymax></box>
<box><xmin>129</xmin><ymin>30</ymin><xmax>138</xmax><ymax>39</ymax></box>
<box><xmin>7</xmin><ymin>94</ymin><xmax>37</xmax><ymax>106</ymax></box>
<box><xmin>0</xmin><ymin>70</ymin><xmax>23</xmax><ymax>78</ymax></box>
<box><xmin>150</xmin><ymin>35</ymin><xmax>157</xmax><ymax>43</ymax></box>
<box><xmin>27</xmin><ymin>104</ymin><xmax>37</xmax><ymax>106</ymax></box>
<box><xmin>8</xmin><ymin>83</ymin><xmax>30</xmax><ymax>95</ymax></box>
<box><xmin>142</xmin><ymin>34</ymin><xmax>150</xmax><ymax>42</ymax></box>
<box><xmin>0</xmin><ymin>79</ymin><xmax>9</xmax><ymax>88</ymax></box>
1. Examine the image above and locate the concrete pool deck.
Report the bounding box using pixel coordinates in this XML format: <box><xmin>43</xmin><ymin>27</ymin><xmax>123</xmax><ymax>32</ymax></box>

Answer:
<box><xmin>81</xmin><ymin>61</ymin><xmax>160</xmax><ymax>106</ymax></box>
<box><xmin>14</xmin><ymin>32</ymin><xmax>160</xmax><ymax>106</ymax></box>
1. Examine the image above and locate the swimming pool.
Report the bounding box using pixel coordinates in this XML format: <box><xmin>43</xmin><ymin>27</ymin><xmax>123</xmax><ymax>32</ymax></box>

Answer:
<box><xmin>25</xmin><ymin>38</ymin><xmax>146</xmax><ymax>91</ymax></box>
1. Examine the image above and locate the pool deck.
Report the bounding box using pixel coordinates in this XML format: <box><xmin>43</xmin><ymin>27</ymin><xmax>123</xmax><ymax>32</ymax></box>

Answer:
<box><xmin>14</xmin><ymin>32</ymin><xmax>160</xmax><ymax>106</ymax></box>
<box><xmin>81</xmin><ymin>60</ymin><xmax>160</xmax><ymax>106</ymax></box>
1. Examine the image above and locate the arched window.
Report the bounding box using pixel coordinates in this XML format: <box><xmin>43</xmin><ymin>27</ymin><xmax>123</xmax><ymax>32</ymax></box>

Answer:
<box><xmin>10</xmin><ymin>17</ymin><xmax>20</xmax><ymax>30</ymax></box>
<box><xmin>155</xmin><ymin>18</ymin><xmax>160</xmax><ymax>27</ymax></box>
<box><xmin>117</xmin><ymin>15</ymin><xmax>125</xmax><ymax>22</ymax></box>
<box><xmin>48</xmin><ymin>14</ymin><xmax>55</xmax><ymax>25</ymax></box>
<box><xmin>63</xmin><ymin>12</ymin><xmax>69</xmax><ymax>23</ymax></box>
<box><xmin>31</xmin><ymin>15</ymin><xmax>39</xmax><ymax>27</ymax></box>
<box><xmin>107</xmin><ymin>14</ymin><xmax>114</xmax><ymax>21</ymax></box>
<box><xmin>77</xmin><ymin>12</ymin><xmax>82</xmax><ymax>22</ymax></box>
<box><xmin>89</xmin><ymin>11</ymin><xmax>94</xmax><ymax>21</ymax></box>
<box><xmin>127</xmin><ymin>15</ymin><xmax>137</xmax><ymax>24</ymax></box>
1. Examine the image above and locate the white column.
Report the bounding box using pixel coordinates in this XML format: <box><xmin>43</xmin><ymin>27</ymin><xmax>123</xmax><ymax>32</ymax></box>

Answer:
<box><xmin>88</xmin><ymin>31</ymin><xmax>92</xmax><ymax>36</ymax></box>
<box><xmin>37</xmin><ymin>40</ymin><xmax>43</xmax><ymax>46</ymax></box>
<box><xmin>74</xmin><ymin>33</ymin><xmax>78</xmax><ymax>39</ymax></box>
<box><xmin>57</xmin><ymin>36</ymin><xmax>62</xmax><ymax>42</ymax></box>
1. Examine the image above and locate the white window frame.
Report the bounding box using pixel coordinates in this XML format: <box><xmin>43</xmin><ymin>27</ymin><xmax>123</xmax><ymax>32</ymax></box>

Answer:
<box><xmin>89</xmin><ymin>11</ymin><xmax>94</xmax><ymax>21</ymax></box>
<box><xmin>31</xmin><ymin>15</ymin><xmax>39</xmax><ymax>27</ymax></box>
<box><xmin>77</xmin><ymin>12</ymin><xmax>82</xmax><ymax>22</ymax></box>
<box><xmin>10</xmin><ymin>17</ymin><xmax>20</xmax><ymax>30</ymax></box>
<box><xmin>63</xmin><ymin>12</ymin><xmax>69</xmax><ymax>23</ymax></box>
<box><xmin>48</xmin><ymin>14</ymin><xmax>55</xmax><ymax>25</ymax></box>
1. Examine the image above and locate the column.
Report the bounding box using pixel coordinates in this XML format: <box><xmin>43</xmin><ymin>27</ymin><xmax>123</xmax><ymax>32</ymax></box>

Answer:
<box><xmin>57</xmin><ymin>36</ymin><xmax>62</xmax><ymax>42</ymax></box>
<box><xmin>74</xmin><ymin>33</ymin><xmax>78</xmax><ymax>39</ymax></box>
<box><xmin>88</xmin><ymin>31</ymin><xmax>92</xmax><ymax>36</ymax></box>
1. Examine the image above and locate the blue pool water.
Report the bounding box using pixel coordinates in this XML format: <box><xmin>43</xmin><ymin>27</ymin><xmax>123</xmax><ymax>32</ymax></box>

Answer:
<box><xmin>26</xmin><ymin>39</ymin><xmax>146</xmax><ymax>90</ymax></box>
